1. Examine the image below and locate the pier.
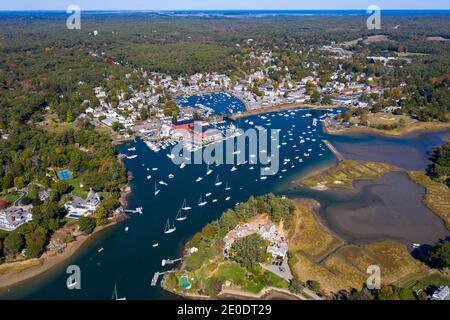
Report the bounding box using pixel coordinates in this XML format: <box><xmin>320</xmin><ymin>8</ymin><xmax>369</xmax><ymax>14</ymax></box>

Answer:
<box><xmin>124</xmin><ymin>207</ymin><xmax>143</xmax><ymax>214</ymax></box>
<box><xmin>322</xmin><ymin>139</ymin><xmax>344</xmax><ymax>162</ymax></box>
<box><xmin>151</xmin><ymin>272</ymin><xmax>165</xmax><ymax>286</ymax></box>
<box><xmin>161</xmin><ymin>258</ymin><xmax>182</xmax><ymax>267</ymax></box>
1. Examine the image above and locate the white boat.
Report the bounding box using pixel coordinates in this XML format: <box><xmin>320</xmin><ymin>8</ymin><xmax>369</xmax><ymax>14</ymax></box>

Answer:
<box><xmin>167</xmin><ymin>153</ymin><xmax>175</xmax><ymax>160</ymax></box>
<box><xmin>206</xmin><ymin>164</ymin><xmax>213</xmax><ymax>176</ymax></box>
<box><xmin>175</xmin><ymin>209</ymin><xmax>187</xmax><ymax>222</ymax></box>
<box><xmin>154</xmin><ymin>182</ymin><xmax>160</xmax><ymax>196</ymax></box>
<box><xmin>98</xmin><ymin>247</ymin><xmax>104</xmax><ymax>253</ymax></box>
<box><xmin>152</xmin><ymin>167</ymin><xmax>158</xmax><ymax>171</ymax></box>
<box><xmin>412</xmin><ymin>243</ymin><xmax>421</xmax><ymax>249</ymax></box>
<box><xmin>147</xmin><ymin>175</ymin><xmax>152</xmax><ymax>180</ymax></box>
<box><xmin>180</xmin><ymin>162</ymin><xmax>186</xmax><ymax>169</ymax></box>
<box><xmin>198</xmin><ymin>196</ymin><xmax>207</xmax><ymax>207</ymax></box>
<box><xmin>205</xmin><ymin>193</ymin><xmax>212</xmax><ymax>197</ymax></box>
<box><xmin>112</xmin><ymin>284</ymin><xmax>126</xmax><ymax>300</ymax></box>
<box><xmin>225</xmin><ymin>182</ymin><xmax>231</xmax><ymax>191</ymax></box>
<box><xmin>260</xmin><ymin>176</ymin><xmax>268</xmax><ymax>180</ymax></box>
<box><xmin>181</xmin><ymin>199</ymin><xmax>192</xmax><ymax>211</ymax></box>
<box><xmin>212</xmin><ymin>199</ymin><xmax>218</xmax><ymax>203</ymax></box>
<box><xmin>230</xmin><ymin>166</ymin><xmax>237</xmax><ymax>172</ymax></box>
<box><xmin>195</xmin><ymin>177</ymin><xmax>203</xmax><ymax>183</ymax></box>
<box><xmin>159</xmin><ymin>180</ymin><xmax>168</xmax><ymax>186</ymax></box>
<box><xmin>249</xmin><ymin>166</ymin><xmax>254</xmax><ymax>170</ymax></box>
<box><xmin>168</xmin><ymin>174</ymin><xmax>175</xmax><ymax>179</ymax></box>
<box><xmin>225</xmin><ymin>197</ymin><xmax>231</xmax><ymax>201</ymax></box>
<box><xmin>164</xmin><ymin>218</ymin><xmax>176</xmax><ymax>234</ymax></box>
<box><xmin>214</xmin><ymin>175</ymin><xmax>223</xmax><ymax>186</ymax></box>
<box><xmin>127</xmin><ymin>147</ymin><xmax>136</xmax><ymax>152</ymax></box>
<box><xmin>126</xmin><ymin>155</ymin><xmax>138</xmax><ymax>160</ymax></box>
<box><xmin>152</xmin><ymin>243</ymin><xmax>159</xmax><ymax>248</ymax></box>
<box><xmin>125</xmin><ymin>227</ymin><xmax>129</xmax><ymax>232</ymax></box>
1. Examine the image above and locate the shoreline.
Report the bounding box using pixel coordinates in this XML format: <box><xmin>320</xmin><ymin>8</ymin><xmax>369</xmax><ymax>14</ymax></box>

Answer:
<box><xmin>0</xmin><ymin>221</ymin><xmax>118</xmax><ymax>290</ymax></box>
<box><xmin>324</xmin><ymin>118</ymin><xmax>450</xmax><ymax>137</ymax></box>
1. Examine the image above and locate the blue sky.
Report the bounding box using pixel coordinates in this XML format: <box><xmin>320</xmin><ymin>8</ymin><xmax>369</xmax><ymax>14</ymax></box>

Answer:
<box><xmin>0</xmin><ymin>0</ymin><xmax>449</xmax><ymax>11</ymax></box>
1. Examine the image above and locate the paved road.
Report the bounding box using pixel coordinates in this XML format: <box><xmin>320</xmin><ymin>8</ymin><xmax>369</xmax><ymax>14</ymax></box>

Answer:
<box><xmin>14</xmin><ymin>191</ymin><xmax>28</xmax><ymax>207</ymax></box>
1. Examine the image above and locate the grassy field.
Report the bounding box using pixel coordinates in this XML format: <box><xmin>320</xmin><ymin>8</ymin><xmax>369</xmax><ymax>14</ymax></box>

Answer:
<box><xmin>0</xmin><ymin>258</ymin><xmax>44</xmax><ymax>275</ymax></box>
<box><xmin>301</xmin><ymin>160</ymin><xmax>399</xmax><ymax>190</ymax></box>
<box><xmin>397</xmin><ymin>271</ymin><xmax>450</xmax><ymax>292</ymax></box>
<box><xmin>288</xmin><ymin>199</ymin><xmax>343</xmax><ymax>261</ymax></box>
<box><xmin>287</xmin><ymin>199</ymin><xmax>429</xmax><ymax>294</ymax></box>
<box><xmin>408</xmin><ymin>171</ymin><xmax>450</xmax><ymax>229</ymax></box>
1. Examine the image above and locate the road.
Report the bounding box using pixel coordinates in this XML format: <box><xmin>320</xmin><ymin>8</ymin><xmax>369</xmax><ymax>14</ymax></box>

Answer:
<box><xmin>14</xmin><ymin>191</ymin><xmax>28</xmax><ymax>207</ymax></box>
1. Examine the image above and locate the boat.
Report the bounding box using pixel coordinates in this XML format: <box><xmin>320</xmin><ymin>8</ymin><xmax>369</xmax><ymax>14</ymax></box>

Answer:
<box><xmin>146</xmin><ymin>175</ymin><xmax>152</xmax><ymax>180</ymax></box>
<box><xmin>249</xmin><ymin>166</ymin><xmax>254</xmax><ymax>170</ymax></box>
<box><xmin>212</xmin><ymin>199</ymin><xmax>218</xmax><ymax>203</ymax></box>
<box><xmin>126</xmin><ymin>155</ymin><xmax>138</xmax><ymax>160</ymax></box>
<box><xmin>230</xmin><ymin>166</ymin><xmax>237</xmax><ymax>172</ymax></box>
<box><xmin>175</xmin><ymin>209</ymin><xmax>187</xmax><ymax>222</ymax></box>
<box><xmin>167</xmin><ymin>153</ymin><xmax>175</xmax><ymax>160</ymax></box>
<box><xmin>164</xmin><ymin>218</ymin><xmax>176</xmax><ymax>234</ymax></box>
<box><xmin>412</xmin><ymin>243</ymin><xmax>421</xmax><ymax>249</ymax></box>
<box><xmin>260</xmin><ymin>176</ymin><xmax>268</xmax><ymax>180</ymax></box>
<box><xmin>225</xmin><ymin>182</ymin><xmax>231</xmax><ymax>191</ymax></box>
<box><xmin>158</xmin><ymin>180</ymin><xmax>168</xmax><ymax>186</ymax></box>
<box><xmin>225</xmin><ymin>197</ymin><xmax>231</xmax><ymax>201</ymax></box>
<box><xmin>205</xmin><ymin>193</ymin><xmax>212</xmax><ymax>197</ymax></box>
<box><xmin>154</xmin><ymin>182</ymin><xmax>160</xmax><ymax>196</ymax></box>
<box><xmin>181</xmin><ymin>199</ymin><xmax>192</xmax><ymax>211</ymax></box>
<box><xmin>195</xmin><ymin>177</ymin><xmax>203</xmax><ymax>183</ymax></box>
<box><xmin>98</xmin><ymin>247</ymin><xmax>104</xmax><ymax>253</ymax></box>
<box><xmin>152</xmin><ymin>243</ymin><xmax>159</xmax><ymax>248</ymax></box>
<box><xmin>152</xmin><ymin>167</ymin><xmax>158</xmax><ymax>171</ymax></box>
<box><xmin>214</xmin><ymin>175</ymin><xmax>223</xmax><ymax>186</ymax></box>
<box><xmin>180</xmin><ymin>162</ymin><xmax>186</xmax><ymax>169</ymax></box>
<box><xmin>112</xmin><ymin>284</ymin><xmax>126</xmax><ymax>300</ymax></box>
<box><xmin>168</xmin><ymin>174</ymin><xmax>175</xmax><ymax>179</ymax></box>
<box><xmin>125</xmin><ymin>227</ymin><xmax>129</xmax><ymax>232</ymax></box>
<box><xmin>198</xmin><ymin>196</ymin><xmax>207</xmax><ymax>207</ymax></box>
<box><xmin>206</xmin><ymin>164</ymin><xmax>213</xmax><ymax>176</ymax></box>
<box><xmin>127</xmin><ymin>147</ymin><xmax>136</xmax><ymax>152</ymax></box>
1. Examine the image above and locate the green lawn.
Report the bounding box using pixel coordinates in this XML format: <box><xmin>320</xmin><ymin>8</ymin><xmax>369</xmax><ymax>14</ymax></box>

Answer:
<box><xmin>66</xmin><ymin>178</ymin><xmax>88</xmax><ymax>198</ymax></box>
<box><xmin>217</xmin><ymin>262</ymin><xmax>246</xmax><ymax>284</ymax></box>
<box><xmin>401</xmin><ymin>272</ymin><xmax>450</xmax><ymax>291</ymax></box>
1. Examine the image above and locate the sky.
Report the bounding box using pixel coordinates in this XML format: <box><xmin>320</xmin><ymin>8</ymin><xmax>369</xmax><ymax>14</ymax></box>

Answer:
<box><xmin>0</xmin><ymin>0</ymin><xmax>449</xmax><ymax>11</ymax></box>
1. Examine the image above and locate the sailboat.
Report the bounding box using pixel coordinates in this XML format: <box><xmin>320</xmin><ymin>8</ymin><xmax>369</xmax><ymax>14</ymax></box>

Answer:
<box><xmin>225</xmin><ymin>182</ymin><xmax>231</xmax><ymax>191</ymax></box>
<box><xmin>230</xmin><ymin>166</ymin><xmax>237</xmax><ymax>172</ymax></box>
<box><xmin>175</xmin><ymin>209</ymin><xmax>187</xmax><ymax>222</ymax></box>
<box><xmin>154</xmin><ymin>182</ymin><xmax>160</xmax><ymax>196</ymax></box>
<box><xmin>214</xmin><ymin>175</ymin><xmax>223</xmax><ymax>187</ymax></box>
<box><xmin>112</xmin><ymin>284</ymin><xmax>126</xmax><ymax>300</ymax></box>
<box><xmin>180</xmin><ymin>162</ymin><xmax>186</xmax><ymax>169</ymax></box>
<box><xmin>195</xmin><ymin>177</ymin><xmax>203</xmax><ymax>183</ymax></box>
<box><xmin>206</xmin><ymin>164</ymin><xmax>213</xmax><ymax>176</ymax></box>
<box><xmin>164</xmin><ymin>218</ymin><xmax>176</xmax><ymax>234</ymax></box>
<box><xmin>181</xmin><ymin>199</ymin><xmax>192</xmax><ymax>211</ymax></box>
<box><xmin>152</xmin><ymin>243</ymin><xmax>159</xmax><ymax>248</ymax></box>
<box><xmin>198</xmin><ymin>196</ymin><xmax>207</xmax><ymax>207</ymax></box>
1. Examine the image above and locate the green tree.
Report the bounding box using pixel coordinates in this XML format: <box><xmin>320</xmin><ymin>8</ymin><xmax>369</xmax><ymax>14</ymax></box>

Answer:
<box><xmin>25</xmin><ymin>226</ymin><xmax>48</xmax><ymax>258</ymax></box>
<box><xmin>78</xmin><ymin>216</ymin><xmax>96</xmax><ymax>234</ymax></box>
<box><xmin>428</xmin><ymin>240</ymin><xmax>450</xmax><ymax>269</ymax></box>
<box><xmin>230</xmin><ymin>233</ymin><xmax>268</xmax><ymax>268</ymax></box>
<box><xmin>4</xmin><ymin>233</ymin><xmax>24</xmax><ymax>256</ymax></box>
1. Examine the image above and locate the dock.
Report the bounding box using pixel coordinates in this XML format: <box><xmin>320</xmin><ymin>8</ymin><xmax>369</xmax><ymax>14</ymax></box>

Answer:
<box><xmin>124</xmin><ymin>207</ymin><xmax>143</xmax><ymax>214</ymax></box>
<box><xmin>322</xmin><ymin>139</ymin><xmax>344</xmax><ymax>162</ymax></box>
<box><xmin>151</xmin><ymin>272</ymin><xmax>165</xmax><ymax>286</ymax></box>
<box><xmin>161</xmin><ymin>258</ymin><xmax>182</xmax><ymax>267</ymax></box>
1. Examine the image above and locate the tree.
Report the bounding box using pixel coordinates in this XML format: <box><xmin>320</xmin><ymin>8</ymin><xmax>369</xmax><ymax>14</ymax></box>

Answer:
<box><xmin>4</xmin><ymin>233</ymin><xmax>24</xmax><ymax>256</ymax></box>
<box><xmin>307</xmin><ymin>280</ymin><xmax>321</xmax><ymax>293</ymax></box>
<box><xmin>204</xmin><ymin>277</ymin><xmax>223</xmax><ymax>297</ymax></box>
<box><xmin>93</xmin><ymin>205</ymin><xmax>110</xmax><ymax>226</ymax></box>
<box><xmin>428</xmin><ymin>240</ymin><xmax>450</xmax><ymax>269</ymax></box>
<box><xmin>25</xmin><ymin>226</ymin><xmax>48</xmax><ymax>258</ymax></box>
<box><xmin>289</xmin><ymin>278</ymin><xmax>304</xmax><ymax>294</ymax></box>
<box><xmin>230</xmin><ymin>233</ymin><xmax>268</xmax><ymax>268</ymax></box>
<box><xmin>78</xmin><ymin>216</ymin><xmax>96</xmax><ymax>234</ymax></box>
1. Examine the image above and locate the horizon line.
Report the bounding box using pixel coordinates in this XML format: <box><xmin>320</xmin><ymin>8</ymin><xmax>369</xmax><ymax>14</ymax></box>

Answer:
<box><xmin>1</xmin><ymin>9</ymin><xmax>450</xmax><ymax>12</ymax></box>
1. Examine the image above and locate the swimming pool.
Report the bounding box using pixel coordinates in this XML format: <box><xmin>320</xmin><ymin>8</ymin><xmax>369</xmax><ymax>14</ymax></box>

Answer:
<box><xmin>57</xmin><ymin>169</ymin><xmax>72</xmax><ymax>180</ymax></box>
